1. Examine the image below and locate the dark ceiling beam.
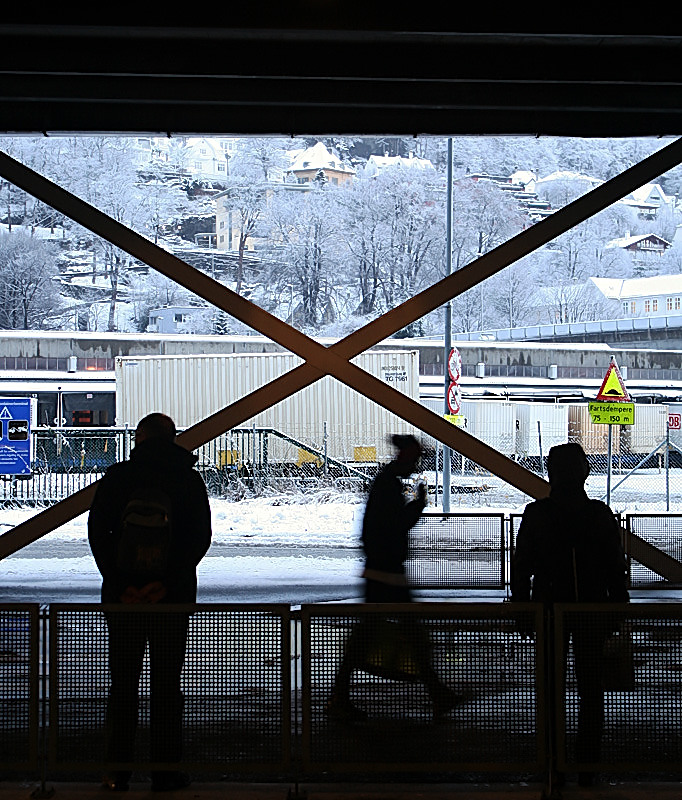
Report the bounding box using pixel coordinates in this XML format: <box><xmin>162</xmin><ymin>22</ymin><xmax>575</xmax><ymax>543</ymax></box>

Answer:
<box><xmin>2</xmin><ymin>25</ymin><xmax>682</xmax><ymax>136</ymax></box>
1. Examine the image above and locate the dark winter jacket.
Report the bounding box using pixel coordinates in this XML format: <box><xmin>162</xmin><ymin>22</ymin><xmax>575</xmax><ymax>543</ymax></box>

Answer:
<box><xmin>361</xmin><ymin>463</ymin><xmax>426</xmax><ymax>577</ymax></box>
<box><xmin>511</xmin><ymin>486</ymin><xmax>629</xmax><ymax>605</ymax></box>
<box><xmin>88</xmin><ymin>438</ymin><xmax>212</xmax><ymax>603</ymax></box>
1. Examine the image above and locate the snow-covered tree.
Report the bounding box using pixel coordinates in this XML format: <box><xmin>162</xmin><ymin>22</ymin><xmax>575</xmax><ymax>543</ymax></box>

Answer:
<box><xmin>0</xmin><ymin>232</ymin><xmax>61</xmax><ymax>328</ymax></box>
<box><xmin>265</xmin><ymin>185</ymin><xmax>342</xmax><ymax>330</ymax></box>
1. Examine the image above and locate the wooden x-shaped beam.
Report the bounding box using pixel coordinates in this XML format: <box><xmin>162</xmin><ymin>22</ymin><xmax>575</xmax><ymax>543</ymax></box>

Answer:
<box><xmin>1</xmin><ymin>137</ymin><xmax>682</xmax><ymax>558</ymax></box>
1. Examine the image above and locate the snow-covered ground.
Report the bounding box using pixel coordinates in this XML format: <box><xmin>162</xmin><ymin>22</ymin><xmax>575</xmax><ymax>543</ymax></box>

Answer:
<box><xmin>0</xmin><ymin>493</ymin><xmax>368</xmax><ymax>604</ymax></box>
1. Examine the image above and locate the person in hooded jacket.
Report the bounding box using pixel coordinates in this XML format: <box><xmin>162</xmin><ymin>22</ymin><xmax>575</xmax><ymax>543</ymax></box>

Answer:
<box><xmin>88</xmin><ymin>413</ymin><xmax>212</xmax><ymax>793</ymax></box>
<box><xmin>511</xmin><ymin>442</ymin><xmax>629</xmax><ymax>786</ymax></box>
<box><xmin>327</xmin><ymin>434</ymin><xmax>462</xmax><ymax>721</ymax></box>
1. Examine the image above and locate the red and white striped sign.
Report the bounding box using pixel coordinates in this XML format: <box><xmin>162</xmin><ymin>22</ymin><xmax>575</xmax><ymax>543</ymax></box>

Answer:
<box><xmin>447</xmin><ymin>382</ymin><xmax>461</xmax><ymax>415</ymax></box>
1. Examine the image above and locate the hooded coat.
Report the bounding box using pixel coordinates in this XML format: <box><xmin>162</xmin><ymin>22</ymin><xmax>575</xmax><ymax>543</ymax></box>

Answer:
<box><xmin>511</xmin><ymin>444</ymin><xmax>628</xmax><ymax>605</ymax></box>
<box><xmin>88</xmin><ymin>438</ymin><xmax>212</xmax><ymax>603</ymax></box>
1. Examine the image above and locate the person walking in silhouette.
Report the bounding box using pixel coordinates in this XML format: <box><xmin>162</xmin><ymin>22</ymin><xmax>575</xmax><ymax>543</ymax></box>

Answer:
<box><xmin>88</xmin><ymin>413</ymin><xmax>212</xmax><ymax>792</ymax></box>
<box><xmin>511</xmin><ymin>442</ymin><xmax>629</xmax><ymax>787</ymax></box>
<box><xmin>327</xmin><ymin>434</ymin><xmax>462</xmax><ymax>721</ymax></box>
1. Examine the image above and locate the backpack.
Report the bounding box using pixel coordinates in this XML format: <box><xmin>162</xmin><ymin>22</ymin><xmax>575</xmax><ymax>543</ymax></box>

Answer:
<box><xmin>116</xmin><ymin>486</ymin><xmax>174</xmax><ymax>579</ymax></box>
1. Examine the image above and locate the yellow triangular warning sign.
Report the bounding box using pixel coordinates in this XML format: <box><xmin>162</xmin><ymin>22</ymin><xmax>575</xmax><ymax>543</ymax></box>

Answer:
<box><xmin>596</xmin><ymin>360</ymin><xmax>631</xmax><ymax>401</ymax></box>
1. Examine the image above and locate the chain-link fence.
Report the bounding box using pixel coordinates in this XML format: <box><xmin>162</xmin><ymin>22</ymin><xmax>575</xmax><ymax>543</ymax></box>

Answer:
<box><xmin>427</xmin><ymin>401</ymin><xmax>682</xmax><ymax>514</ymax></box>
<box><xmin>3</xmin><ymin>408</ymin><xmax>682</xmax><ymax>511</ymax></box>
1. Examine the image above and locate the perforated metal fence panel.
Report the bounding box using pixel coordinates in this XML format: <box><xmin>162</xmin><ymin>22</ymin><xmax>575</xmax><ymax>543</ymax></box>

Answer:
<box><xmin>407</xmin><ymin>514</ymin><xmax>506</xmax><ymax>589</ymax></box>
<box><xmin>48</xmin><ymin>604</ymin><xmax>290</xmax><ymax>774</ymax></box>
<box><xmin>301</xmin><ymin>603</ymin><xmax>544</xmax><ymax>774</ymax></box>
<box><xmin>626</xmin><ymin>514</ymin><xmax>682</xmax><ymax>587</ymax></box>
<box><xmin>0</xmin><ymin>604</ymin><xmax>39</xmax><ymax>770</ymax></box>
<box><xmin>555</xmin><ymin>603</ymin><xmax>682</xmax><ymax>773</ymax></box>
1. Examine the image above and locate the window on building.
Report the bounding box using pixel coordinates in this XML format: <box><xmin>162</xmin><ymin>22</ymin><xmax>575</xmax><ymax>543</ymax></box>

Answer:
<box><xmin>668</xmin><ymin>297</ymin><xmax>674</xmax><ymax>311</ymax></box>
<box><xmin>645</xmin><ymin>300</ymin><xmax>651</xmax><ymax>312</ymax></box>
<box><xmin>630</xmin><ymin>301</ymin><xmax>636</xmax><ymax>314</ymax></box>
<box><xmin>653</xmin><ymin>299</ymin><xmax>658</xmax><ymax>311</ymax></box>
<box><xmin>174</xmin><ymin>313</ymin><xmax>189</xmax><ymax>323</ymax></box>
<box><xmin>676</xmin><ymin>297</ymin><xmax>681</xmax><ymax>311</ymax></box>
<box><xmin>623</xmin><ymin>302</ymin><xmax>629</xmax><ymax>315</ymax></box>
<box><xmin>217</xmin><ymin>162</ymin><xmax>225</xmax><ymax>172</ymax></box>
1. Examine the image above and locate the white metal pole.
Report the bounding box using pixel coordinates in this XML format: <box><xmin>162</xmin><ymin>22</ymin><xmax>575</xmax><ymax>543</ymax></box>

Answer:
<box><xmin>606</xmin><ymin>425</ymin><xmax>613</xmax><ymax>506</ymax></box>
<box><xmin>443</xmin><ymin>138</ymin><xmax>453</xmax><ymax>513</ymax></box>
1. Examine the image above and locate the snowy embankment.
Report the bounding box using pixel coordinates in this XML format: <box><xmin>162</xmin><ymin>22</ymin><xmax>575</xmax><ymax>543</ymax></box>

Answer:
<box><xmin>0</xmin><ymin>493</ymin><xmax>367</xmax><ymax>601</ymax></box>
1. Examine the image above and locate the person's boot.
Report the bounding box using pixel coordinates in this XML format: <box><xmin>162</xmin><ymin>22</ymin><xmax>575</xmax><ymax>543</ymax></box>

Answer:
<box><xmin>102</xmin><ymin>770</ymin><xmax>131</xmax><ymax>792</ymax></box>
<box><xmin>325</xmin><ymin>693</ymin><xmax>367</xmax><ymax>721</ymax></box>
<box><xmin>432</xmin><ymin>686</ymin><xmax>466</xmax><ymax>720</ymax></box>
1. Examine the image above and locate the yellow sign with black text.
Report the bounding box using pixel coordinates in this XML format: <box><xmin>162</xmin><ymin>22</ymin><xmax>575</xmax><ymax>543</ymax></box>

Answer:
<box><xmin>588</xmin><ymin>401</ymin><xmax>635</xmax><ymax>426</ymax></box>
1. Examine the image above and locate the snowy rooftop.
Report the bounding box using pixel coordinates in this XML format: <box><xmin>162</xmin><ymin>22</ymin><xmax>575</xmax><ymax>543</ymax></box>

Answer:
<box><xmin>606</xmin><ymin>233</ymin><xmax>671</xmax><ymax>249</ymax></box>
<box><xmin>536</xmin><ymin>170</ymin><xmax>602</xmax><ymax>186</ymax></box>
<box><xmin>0</xmin><ymin>223</ymin><xmax>67</xmax><ymax>240</ymax></box>
<box><xmin>591</xmin><ymin>274</ymin><xmax>682</xmax><ymax>299</ymax></box>
<box><xmin>288</xmin><ymin>142</ymin><xmax>355</xmax><ymax>174</ymax></box>
<box><xmin>364</xmin><ymin>153</ymin><xmax>435</xmax><ymax>175</ymax></box>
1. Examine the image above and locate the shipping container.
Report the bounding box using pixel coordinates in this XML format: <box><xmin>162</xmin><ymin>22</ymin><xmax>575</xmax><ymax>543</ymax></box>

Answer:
<box><xmin>115</xmin><ymin>350</ymin><xmax>419</xmax><ymax>465</ymax></box>
<box><xmin>620</xmin><ymin>404</ymin><xmax>668</xmax><ymax>455</ymax></box>
<box><xmin>459</xmin><ymin>400</ymin><xmax>516</xmax><ymax>456</ymax></box>
<box><xmin>515</xmin><ymin>403</ymin><xmax>569</xmax><ymax>458</ymax></box>
<box><xmin>419</xmin><ymin>398</ymin><xmax>517</xmax><ymax>458</ymax></box>
<box><xmin>568</xmin><ymin>404</ymin><xmax>621</xmax><ymax>455</ymax></box>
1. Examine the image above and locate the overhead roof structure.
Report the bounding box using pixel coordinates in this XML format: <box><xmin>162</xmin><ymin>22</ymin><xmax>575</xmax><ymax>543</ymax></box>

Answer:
<box><xmin>1</xmin><ymin>22</ymin><xmax>682</xmax><ymax>137</ymax></box>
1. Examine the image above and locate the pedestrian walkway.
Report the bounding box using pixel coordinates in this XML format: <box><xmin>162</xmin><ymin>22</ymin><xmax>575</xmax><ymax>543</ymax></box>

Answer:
<box><xmin>2</xmin><ymin>780</ymin><xmax>682</xmax><ymax>798</ymax></box>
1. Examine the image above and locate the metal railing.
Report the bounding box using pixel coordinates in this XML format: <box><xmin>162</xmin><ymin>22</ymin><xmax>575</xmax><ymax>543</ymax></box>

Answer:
<box><xmin>301</xmin><ymin>602</ymin><xmax>545</xmax><ymax>774</ymax></box>
<box><xmin>0</xmin><ymin>604</ymin><xmax>39</xmax><ymax>772</ymax></box>
<box><xmin>4</xmin><ymin>601</ymin><xmax>682</xmax><ymax>794</ymax></box>
<box><xmin>47</xmin><ymin>604</ymin><xmax>291</xmax><ymax>776</ymax></box>
<box><xmin>408</xmin><ymin>513</ymin><xmax>506</xmax><ymax>589</ymax></box>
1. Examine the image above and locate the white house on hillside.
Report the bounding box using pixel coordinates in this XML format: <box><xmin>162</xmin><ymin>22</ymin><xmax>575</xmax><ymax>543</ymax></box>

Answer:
<box><xmin>605</xmin><ymin>232</ymin><xmax>672</xmax><ymax>256</ymax></box>
<box><xmin>132</xmin><ymin>136</ymin><xmax>240</xmax><ymax>179</ymax></box>
<box><xmin>622</xmin><ymin>183</ymin><xmax>675</xmax><ymax>220</ymax></box>
<box><xmin>147</xmin><ymin>305</ymin><xmax>209</xmax><ymax>334</ymax></box>
<box><xmin>287</xmin><ymin>142</ymin><xmax>355</xmax><ymax>186</ymax></box>
<box><xmin>589</xmin><ymin>274</ymin><xmax>682</xmax><ymax>318</ymax></box>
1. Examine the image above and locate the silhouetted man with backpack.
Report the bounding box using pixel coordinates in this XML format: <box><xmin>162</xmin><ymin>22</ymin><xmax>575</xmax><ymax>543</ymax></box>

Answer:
<box><xmin>89</xmin><ymin>413</ymin><xmax>212</xmax><ymax>792</ymax></box>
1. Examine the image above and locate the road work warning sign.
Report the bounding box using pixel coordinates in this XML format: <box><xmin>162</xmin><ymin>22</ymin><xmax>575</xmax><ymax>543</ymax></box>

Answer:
<box><xmin>589</xmin><ymin>359</ymin><xmax>634</xmax><ymax>425</ymax></box>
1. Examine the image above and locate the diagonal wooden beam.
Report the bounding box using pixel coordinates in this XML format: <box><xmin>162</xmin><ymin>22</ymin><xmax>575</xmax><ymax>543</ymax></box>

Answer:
<box><xmin>1</xmin><ymin>137</ymin><xmax>682</xmax><ymax>558</ymax></box>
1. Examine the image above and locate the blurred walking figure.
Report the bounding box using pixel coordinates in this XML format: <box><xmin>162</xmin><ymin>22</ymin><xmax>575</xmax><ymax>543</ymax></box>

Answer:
<box><xmin>327</xmin><ymin>434</ymin><xmax>462</xmax><ymax>721</ymax></box>
<box><xmin>511</xmin><ymin>442</ymin><xmax>629</xmax><ymax>787</ymax></box>
<box><xmin>89</xmin><ymin>413</ymin><xmax>212</xmax><ymax>792</ymax></box>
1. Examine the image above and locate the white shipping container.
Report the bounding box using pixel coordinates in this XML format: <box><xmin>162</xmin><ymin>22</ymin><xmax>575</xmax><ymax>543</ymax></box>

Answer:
<box><xmin>515</xmin><ymin>403</ymin><xmax>569</xmax><ymax>458</ymax></box>
<box><xmin>115</xmin><ymin>350</ymin><xmax>419</xmax><ymax>463</ymax></box>
<box><xmin>459</xmin><ymin>400</ymin><xmax>516</xmax><ymax>456</ymax></box>
<box><xmin>621</xmin><ymin>404</ymin><xmax>668</xmax><ymax>454</ymax></box>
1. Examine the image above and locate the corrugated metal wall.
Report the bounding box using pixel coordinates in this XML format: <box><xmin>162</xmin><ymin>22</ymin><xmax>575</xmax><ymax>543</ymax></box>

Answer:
<box><xmin>115</xmin><ymin>350</ymin><xmax>419</xmax><ymax>463</ymax></box>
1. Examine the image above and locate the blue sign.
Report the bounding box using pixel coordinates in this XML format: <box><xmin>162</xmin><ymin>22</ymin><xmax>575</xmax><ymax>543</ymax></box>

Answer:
<box><xmin>0</xmin><ymin>398</ymin><xmax>32</xmax><ymax>476</ymax></box>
